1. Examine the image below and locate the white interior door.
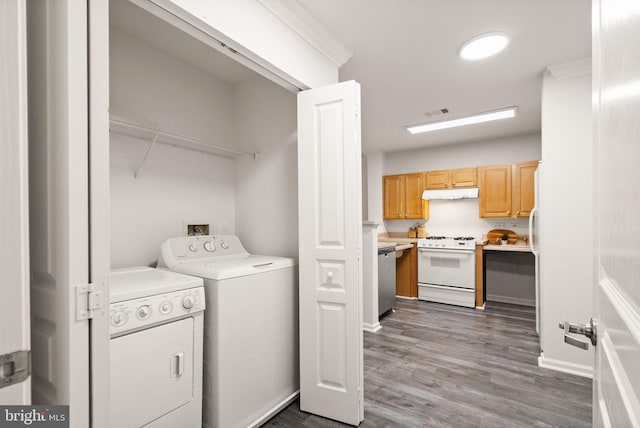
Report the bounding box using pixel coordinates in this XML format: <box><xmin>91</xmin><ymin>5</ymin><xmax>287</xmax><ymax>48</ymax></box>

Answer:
<box><xmin>297</xmin><ymin>80</ymin><xmax>364</xmax><ymax>425</ymax></box>
<box><xmin>27</xmin><ymin>0</ymin><xmax>92</xmax><ymax>425</ymax></box>
<box><xmin>0</xmin><ymin>0</ymin><xmax>31</xmax><ymax>404</ymax></box>
<box><xmin>592</xmin><ymin>0</ymin><xmax>640</xmax><ymax>425</ymax></box>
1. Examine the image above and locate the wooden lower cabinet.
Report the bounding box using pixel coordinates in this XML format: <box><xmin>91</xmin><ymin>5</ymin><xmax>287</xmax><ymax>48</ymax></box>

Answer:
<box><xmin>396</xmin><ymin>245</ymin><xmax>418</xmax><ymax>298</ymax></box>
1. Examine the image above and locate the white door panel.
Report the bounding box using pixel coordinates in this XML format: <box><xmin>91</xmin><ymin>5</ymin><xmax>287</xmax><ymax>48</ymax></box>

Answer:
<box><xmin>298</xmin><ymin>81</ymin><xmax>364</xmax><ymax>425</ymax></box>
<box><xmin>27</xmin><ymin>0</ymin><xmax>91</xmax><ymax>425</ymax></box>
<box><xmin>593</xmin><ymin>0</ymin><xmax>640</xmax><ymax>425</ymax></box>
<box><xmin>0</xmin><ymin>0</ymin><xmax>31</xmax><ymax>404</ymax></box>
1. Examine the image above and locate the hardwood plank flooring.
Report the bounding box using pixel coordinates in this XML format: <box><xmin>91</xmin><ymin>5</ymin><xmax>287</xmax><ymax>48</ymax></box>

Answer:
<box><xmin>264</xmin><ymin>300</ymin><xmax>592</xmax><ymax>428</ymax></box>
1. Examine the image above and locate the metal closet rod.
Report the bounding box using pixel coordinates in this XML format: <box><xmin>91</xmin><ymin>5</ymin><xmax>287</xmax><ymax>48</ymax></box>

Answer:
<box><xmin>109</xmin><ymin>116</ymin><xmax>257</xmax><ymax>159</ymax></box>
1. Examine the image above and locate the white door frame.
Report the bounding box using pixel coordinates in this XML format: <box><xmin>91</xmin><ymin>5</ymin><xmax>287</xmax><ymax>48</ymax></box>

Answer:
<box><xmin>0</xmin><ymin>0</ymin><xmax>31</xmax><ymax>405</ymax></box>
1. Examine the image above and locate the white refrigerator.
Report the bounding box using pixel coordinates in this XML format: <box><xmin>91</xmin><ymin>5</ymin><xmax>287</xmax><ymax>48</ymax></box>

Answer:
<box><xmin>529</xmin><ymin>162</ymin><xmax>541</xmax><ymax>337</ymax></box>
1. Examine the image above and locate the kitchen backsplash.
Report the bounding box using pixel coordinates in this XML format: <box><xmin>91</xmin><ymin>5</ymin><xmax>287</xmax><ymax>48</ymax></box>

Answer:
<box><xmin>383</xmin><ymin>199</ymin><xmax>529</xmax><ymax>238</ymax></box>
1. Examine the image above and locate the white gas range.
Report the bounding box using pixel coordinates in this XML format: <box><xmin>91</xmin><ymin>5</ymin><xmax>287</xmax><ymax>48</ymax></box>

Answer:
<box><xmin>417</xmin><ymin>236</ymin><xmax>476</xmax><ymax>308</ymax></box>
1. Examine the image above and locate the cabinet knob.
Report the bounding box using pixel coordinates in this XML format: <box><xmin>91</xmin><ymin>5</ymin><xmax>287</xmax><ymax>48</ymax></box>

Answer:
<box><xmin>507</xmin><ymin>211</ymin><xmax>511</xmax><ymax>215</ymax></box>
<box><xmin>517</xmin><ymin>211</ymin><xmax>520</xmax><ymax>215</ymax></box>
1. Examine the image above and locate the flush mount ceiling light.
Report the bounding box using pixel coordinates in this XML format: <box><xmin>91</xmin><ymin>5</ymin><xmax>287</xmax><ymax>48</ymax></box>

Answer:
<box><xmin>406</xmin><ymin>107</ymin><xmax>517</xmax><ymax>134</ymax></box>
<box><xmin>460</xmin><ymin>32</ymin><xmax>509</xmax><ymax>60</ymax></box>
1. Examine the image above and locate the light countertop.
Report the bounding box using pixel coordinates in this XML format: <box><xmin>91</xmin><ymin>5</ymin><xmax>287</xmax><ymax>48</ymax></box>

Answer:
<box><xmin>483</xmin><ymin>242</ymin><xmax>532</xmax><ymax>252</ymax></box>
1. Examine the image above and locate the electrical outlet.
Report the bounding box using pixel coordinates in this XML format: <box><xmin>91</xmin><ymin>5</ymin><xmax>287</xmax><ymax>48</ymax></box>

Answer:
<box><xmin>510</xmin><ymin>223</ymin><xmax>520</xmax><ymax>229</ymax></box>
<box><xmin>494</xmin><ymin>222</ymin><xmax>505</xmax><ymax>228</ymax></box>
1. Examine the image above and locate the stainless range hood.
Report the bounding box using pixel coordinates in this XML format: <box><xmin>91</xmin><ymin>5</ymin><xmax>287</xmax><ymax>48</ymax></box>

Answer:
<box><xmin>422</xmin><ymin>187</ymin><xmax>479</xmax><ymax>200</ymax></box>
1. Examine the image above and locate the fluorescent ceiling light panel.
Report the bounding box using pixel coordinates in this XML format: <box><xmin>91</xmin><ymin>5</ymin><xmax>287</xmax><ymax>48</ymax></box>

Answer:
<box><xmin>406</xmin><ymin>107</ymin><xmax>517</xmax><ymax>134</ymax></box>
<box><xmin>460</xmin><ymin>32</ymin><xmax>509</xmax><ymax>60</ymax></box>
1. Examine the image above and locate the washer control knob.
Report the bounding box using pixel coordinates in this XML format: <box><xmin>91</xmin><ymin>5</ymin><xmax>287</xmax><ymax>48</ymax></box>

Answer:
<box><xmin>159</xmin><ymin>301</ymin><xmax>173</xmax><ymax>315</ymax></box>
<box><xmin>111</xmin><ymin>310</ymin><xmax>127</xmax><ymax>327</ymax></box>
<box><xmin>182</xmin><ymin>295</ymin><xmax>195</xmax><ymax>310</ymax></box>
<box><xmin>204</xmin><ymin>241</ymin><xmax>216</xmax><ymax>252</ymax></box>
<box><xmin>188</xmin><ymin>243</ymin><xmax>197</xmax><ymax>252</ymax></box>
<box><xmin>220</xmin><ymin>240</ymin><xmax>229</xmax><ymax>250</ymax></box>
<box><xmin>136</xmin><ymin>305</ymin><xmax>151</xmax><ymax>320</ymax></box>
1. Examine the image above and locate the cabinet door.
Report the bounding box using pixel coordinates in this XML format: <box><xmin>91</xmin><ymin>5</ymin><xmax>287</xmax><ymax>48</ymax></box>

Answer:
<box><xmin>479</xmin><ymin>165</ymin><xmax>512</xmax><ymax>218</ymax></box>
<box><xmin>425</xmin><ymin>170</ymin><xmax>451</xmax><ymax>189</ymax></box>
<box><xmin>451</xmin><ymin>167</ymin><xmax>477</xmax><ymax>188</ymax></box>
<box><xmin>383</xmin><ymin>175</ymin><xmax>404</xmax><ymax>219</ymax></box>
<box><xmin>513</xmin><ymin>161</ymin><xmax>538</xmax><ymax>217</ymax></box>
<box><xmin>404</xmin><ymin>173</ymin><xmax>426</xmax><ymax>219</ymax></box>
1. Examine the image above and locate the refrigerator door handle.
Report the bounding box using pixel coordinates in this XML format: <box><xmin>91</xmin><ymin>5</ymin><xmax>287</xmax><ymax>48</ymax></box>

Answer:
<box><xmin>529</xmin><ymin>206</ymin><xmax>538</xmax><ymax>255</ymax></box>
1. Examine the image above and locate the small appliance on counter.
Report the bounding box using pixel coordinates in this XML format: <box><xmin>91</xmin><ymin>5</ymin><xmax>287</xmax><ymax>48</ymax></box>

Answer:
<box><xmin>408</xmin><ymin>225</ymin><xmax>427</xmax><ymax>238</ymax></box>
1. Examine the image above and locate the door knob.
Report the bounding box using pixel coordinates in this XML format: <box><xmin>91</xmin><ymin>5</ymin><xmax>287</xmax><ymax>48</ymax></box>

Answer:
<box><xmin>558</xmin><ymin>318</ymin><xmax>597</xmax><ymax>350</ymax></box>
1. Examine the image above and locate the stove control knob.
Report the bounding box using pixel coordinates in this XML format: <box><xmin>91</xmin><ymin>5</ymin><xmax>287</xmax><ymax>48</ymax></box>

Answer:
<box><xmin>136</xmin><ymin>305</ymin><xmax>151</xmax><ymax>320</ymax></box>
<box><xmin>111</xmin><ymin>310</ymin><xmax>128</xmax><ymax>327</ymax></box>
<box><xmin>182</xmin><ymin>295</ymin><xmax>195</xmax><ymax>310</ymax></box>
<box><xmin>188</xmin><ymin>243</ymin><xmax>197</xmax><ymax>252</ymax></box>
<box><xmin>204</xmin><ymin>241</ymin><xmax>216</xmax><ymax>252</ymax></box>
<box><xmin>220</xmin><ymin>240</ymin><xmax>229</xmax><ymax>250</ymax></box>
<box><xmin>160</xmin><ymin>301</ymin><xmax>173</xmax><ymax>315</ymax></box>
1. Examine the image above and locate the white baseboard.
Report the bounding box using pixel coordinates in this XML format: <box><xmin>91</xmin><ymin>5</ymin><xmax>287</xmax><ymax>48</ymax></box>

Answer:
<box><xmin>247</xmin><ymin>390</ymin><xmax>299</xmax><ymax>427</ymax></box>
<box><xmin>538</xmin><ymin>353</ymin><xmax>594</xmax><ymax>379</ymax></box>
<box><xmin>396</xmin><ymin>295</ymin><xmax>417</xmax><ymax>300</ymax></box>
<box><xmin>475</xmin><ymin>304</ymin><xmax>485</xmax><ymax>310</ymax></box>
<box><xmin>486</xmin><ymin>294</ymin><xmax>535</xmax><ymax>307</ymax></box>
<box><xmin>363</xmin><ymin>322</ymin><xmax>382</xmax><ymax>333</ymax></box>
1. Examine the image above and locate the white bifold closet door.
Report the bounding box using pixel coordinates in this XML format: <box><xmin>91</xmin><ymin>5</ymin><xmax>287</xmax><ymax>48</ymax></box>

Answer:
<box><xmin>297</xmin><ymin>80</ymin><xmax>364</xmax><ymax>426</ymax></box>
<box><xmin>27</xmin><ymin>1</ymin><xmax>111</xmax><ymax>427</ymax></box>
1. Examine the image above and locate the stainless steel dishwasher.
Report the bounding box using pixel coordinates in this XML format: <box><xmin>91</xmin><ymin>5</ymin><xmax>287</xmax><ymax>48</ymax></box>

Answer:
<box><xmin>378</xmin><ymin>245</ymin><xmax>396</xmax><ymax>317</ymax></box>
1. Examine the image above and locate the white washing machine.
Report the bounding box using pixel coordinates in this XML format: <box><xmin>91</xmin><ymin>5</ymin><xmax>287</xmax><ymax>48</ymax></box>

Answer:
<box><xmin>158</xmin><ymin>235</ymin><xmax>299</xmax><ymax>428</ymax></box>
<box><xmin>109</xmin><ymin>267</ymin><xmax>205</xmax><ymax>428</ymax></box>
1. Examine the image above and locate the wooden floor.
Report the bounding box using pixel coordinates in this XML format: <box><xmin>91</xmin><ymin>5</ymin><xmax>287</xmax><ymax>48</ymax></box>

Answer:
<box><xmin>265</xmin><ymin>299</ymin><xmax>592</xmax><ymax>428</ymax></box>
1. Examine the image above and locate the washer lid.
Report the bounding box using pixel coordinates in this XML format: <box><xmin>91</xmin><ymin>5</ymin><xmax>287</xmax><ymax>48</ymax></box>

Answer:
<box><xmin>167</xmin><ymin>254</ymin><xmax>297</xmax><ymax>280</ymax></box>
<box><xmin>109</xmin><ymin>266</ymin><xmax>203</xmax><ymax>303</ymax></box>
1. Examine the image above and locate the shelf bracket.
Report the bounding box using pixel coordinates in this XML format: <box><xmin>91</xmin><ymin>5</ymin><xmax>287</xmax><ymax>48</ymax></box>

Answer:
<box><xmin>135</xmin><ymin>132</ymin><xmax>159</xmax><ymax>178</ymax></box>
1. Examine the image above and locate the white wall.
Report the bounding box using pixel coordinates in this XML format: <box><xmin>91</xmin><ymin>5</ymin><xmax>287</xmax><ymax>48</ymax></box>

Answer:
<box><xmin>368</xmin><ymin>134</ymin><xmax>541</xmax><ymax>237</ymax></box>
<box><xmin>383</xmin><ymin>133</ymin><xmax>541</xmax><ymax>174</ymax></box>
<box><xmin>158</xmin><ymin>0</ymin><xmax>338</xmax><ymax>88</ymax></box>
<box><xmin>539</xmin><ymin>67</ymin><xmax>593</xmax><ymax>375</ymax></box>
<box><xmin>365</xmin><ymin>151</ymin><xmax>385</xmax><ymax>226</ymax></box>
<box><xmin>110</xmin><ymin>29</ymin><xmax>237</xmax><ymax>268</ymax></box>
<box><xmin>233</xmin><ymin>76</ymin><xmax>298</xmax><ymax>258</ymax></box>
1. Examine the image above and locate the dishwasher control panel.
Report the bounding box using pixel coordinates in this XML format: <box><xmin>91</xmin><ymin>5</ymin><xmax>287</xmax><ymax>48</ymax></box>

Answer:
<box><xmin>109</xmin><ymin>286</ymin><xmax>205</xmax><ymax>336</ymax></box>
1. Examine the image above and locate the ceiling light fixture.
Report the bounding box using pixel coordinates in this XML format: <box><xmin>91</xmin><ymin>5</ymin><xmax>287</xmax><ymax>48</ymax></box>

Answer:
<box><xmin>460</xmin><ymin>32</ymin><xmax>509</xmax><ymax>60</ymax></box>
<box><xmin>406</xmin><ymin>107</ymin><xmax>517</xmax><ymax>134</ymax></box>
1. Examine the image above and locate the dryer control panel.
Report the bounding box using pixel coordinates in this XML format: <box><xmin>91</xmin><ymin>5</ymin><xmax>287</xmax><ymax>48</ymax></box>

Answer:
<box><xmin>109</xmin><ymin>286</ymin><xmax>205</xmax><ymax>336</ymax></box>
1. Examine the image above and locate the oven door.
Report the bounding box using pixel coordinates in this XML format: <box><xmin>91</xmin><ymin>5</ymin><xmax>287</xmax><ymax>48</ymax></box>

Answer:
<box><xmin>418</xmin><ymin>248</ymin><xmax>475</xmax><ymax>289</ymax></box>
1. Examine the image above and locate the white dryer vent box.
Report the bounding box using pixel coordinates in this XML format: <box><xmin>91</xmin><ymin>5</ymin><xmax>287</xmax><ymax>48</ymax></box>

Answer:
<box><xmin>182</xmin><ymin>220</ymin><xmax>210</xmax><ymax>236</ymax></box>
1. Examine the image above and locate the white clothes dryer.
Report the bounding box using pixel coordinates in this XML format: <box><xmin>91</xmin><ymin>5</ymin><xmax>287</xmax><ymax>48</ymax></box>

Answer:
<box><xmin>158</xmin><ymin>235</ymin><xmax>299</xmax><ymax>428</ymax></box>
<box><xmin>109</xmin><ymin>267</ymin><xmax>205</xmax><ymax>428</ymax></box>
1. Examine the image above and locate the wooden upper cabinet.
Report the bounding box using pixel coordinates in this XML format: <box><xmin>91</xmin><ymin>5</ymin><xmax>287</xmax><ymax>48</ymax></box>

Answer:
<box><xmin>451</xmin><ymin>167</ymin><xmax>477</xmax><ymax>188</ymax></box>
<box><xmin>383</xmin><ymin>173</ymin><xmax>429</xmax><ymax>220</ymax></box>
<box><xmin>425</xmin><ymin>170</ymin><xmax>450</xmax><ymax>189</ymax></box>
<box><xmin>404</xmin><ymin>173</ymin><xmax>426</xmax><ymax>219</ymax></box>
<box><xmin>513</xmin><ymin>161</ymin><xmax>538</xmax><ymax>217</ymax></box>
<box><xmin>479</xmin><ymin>161</ymin><xmax>539</xmax><ymax>218</ymax></box>
<box><xmin>425</xmin><ymin>168</ymin><xmax>477</xmax><ymax>189</ymax></box>
<box><xmin>383</xmin><ymin>174</ymin><xmax>404</xmax><ymax>219</ymax></box>
<box><xmin>479</xmin><ymin>164</ymin><xmax>512</xmax><ymax>218</ymax></box>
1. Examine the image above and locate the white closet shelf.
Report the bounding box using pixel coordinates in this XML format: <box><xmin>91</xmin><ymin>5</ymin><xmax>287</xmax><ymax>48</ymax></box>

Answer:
<box><xmin>109</xmin><ymin>116</ymin><xmax>258</xmax><ymax>161</ymax></box>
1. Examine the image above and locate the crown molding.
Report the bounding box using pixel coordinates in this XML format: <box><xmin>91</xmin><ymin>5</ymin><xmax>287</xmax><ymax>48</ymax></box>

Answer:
<box><xmin>546</xmin><ymin>57</ymin><xmax>592</xmax><ymax>80</ymax></box>
<box><xmin>258</xmin><ymin>0</ymin><xmax>353</xmax><ymax>67</ymax></box>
